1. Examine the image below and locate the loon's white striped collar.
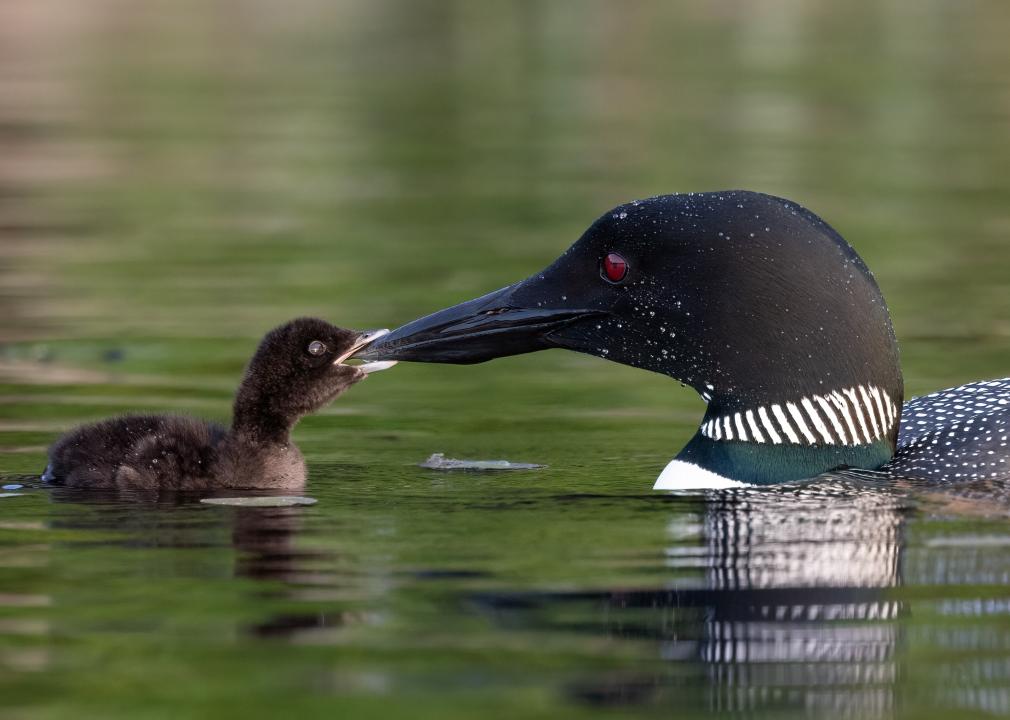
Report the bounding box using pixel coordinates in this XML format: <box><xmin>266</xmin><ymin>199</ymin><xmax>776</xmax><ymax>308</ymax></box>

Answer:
<box><xmin>700</xmin><ymin>384</ymin><xmax>899</xmax><ymax>446</ymax></box>
<box><xmin>653</xmin><ymin>384</ymin><xmax>900</xmax><ymax>490</ymax></box>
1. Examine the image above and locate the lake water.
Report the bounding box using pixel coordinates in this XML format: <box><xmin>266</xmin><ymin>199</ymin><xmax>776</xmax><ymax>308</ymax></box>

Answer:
<box><xmin>2</xmin><ymin>2</ymin><xmax>1010</xmax><ymax>718</ymax></box>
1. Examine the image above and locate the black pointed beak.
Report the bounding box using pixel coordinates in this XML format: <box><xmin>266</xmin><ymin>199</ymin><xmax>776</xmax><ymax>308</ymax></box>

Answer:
<box><xmin>353</xmin><ymin>282</ymin><xmax>605</xmax><ymax>363</ymax></box>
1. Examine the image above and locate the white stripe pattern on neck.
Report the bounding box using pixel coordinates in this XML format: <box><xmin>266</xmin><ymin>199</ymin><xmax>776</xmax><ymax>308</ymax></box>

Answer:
<box><xmin>700</xmin><ymin>384</ymin><xmax>899</xmax><ymax>446</ymax></box>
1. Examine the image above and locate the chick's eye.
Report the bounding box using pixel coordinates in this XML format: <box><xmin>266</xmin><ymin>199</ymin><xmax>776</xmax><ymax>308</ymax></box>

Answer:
<box><xmin>602</xmin><ymin>252</ymin><xmax>628</xmax><ymax>283</ymax></box>
<box><xmin>307</xmin><ymin>340</ymin><xmax>327</xmax><ymax>356</ymax></box>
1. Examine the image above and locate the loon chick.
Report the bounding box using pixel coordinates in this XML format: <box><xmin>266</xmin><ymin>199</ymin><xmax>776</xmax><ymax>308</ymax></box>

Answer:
<box><xmin>355</xmin><ymin>191</ymin><xmax>1010</xmax><ymax>488</ymax></box>
<box><xmin>43</xmin><ymin>318</ymin><xmax>395</xmax><ymax>492</ymax></box>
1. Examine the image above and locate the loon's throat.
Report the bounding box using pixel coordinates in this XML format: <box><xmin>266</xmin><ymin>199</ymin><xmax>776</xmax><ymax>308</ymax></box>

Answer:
<box><xmin>700</xmin><ymin>383</ymin><xmax>901</xmax><ymax>448</ymax></box>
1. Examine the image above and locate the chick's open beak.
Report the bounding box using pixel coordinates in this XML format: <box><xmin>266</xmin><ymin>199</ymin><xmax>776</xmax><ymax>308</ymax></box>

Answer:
<box><xmin>336</xmin><ymin>329</ymin><xmax>398</xmax><ymax>374</ymax></box>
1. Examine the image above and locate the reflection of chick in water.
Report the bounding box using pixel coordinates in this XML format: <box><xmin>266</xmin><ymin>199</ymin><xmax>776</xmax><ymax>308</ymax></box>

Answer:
<box><xmin>44</xmin><ymin>491</ymin><xmax>371</xmax><ymax>642</ymax></box>
<box><xmin>232</xmin><ymin>507</ymin><xmax>369</xmax><ymax>639</ymax></box>
<box><xmin>232</xmin><ymin>507</ymin><xmax>310</xmax><ymax>583</ymax></box>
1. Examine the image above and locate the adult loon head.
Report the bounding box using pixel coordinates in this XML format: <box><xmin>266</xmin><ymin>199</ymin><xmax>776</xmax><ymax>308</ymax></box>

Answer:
<box><xmin>359</xmin><ymin>191</ymin><xmax>904</xmax><ymax>485</ymax></box>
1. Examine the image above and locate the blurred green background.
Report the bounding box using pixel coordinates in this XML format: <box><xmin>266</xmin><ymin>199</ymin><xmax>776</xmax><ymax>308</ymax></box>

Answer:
<box><xmin>2</xmin><ymin>2</ymin><xmax>1010</xmax><ymax>719</ymax></box>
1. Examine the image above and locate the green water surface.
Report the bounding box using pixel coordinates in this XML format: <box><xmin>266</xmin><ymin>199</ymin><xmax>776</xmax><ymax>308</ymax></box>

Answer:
<box><xmin>2</xmin><ymin>2</ymin><xmax>1010</xmax><ymax>718</ymax></box>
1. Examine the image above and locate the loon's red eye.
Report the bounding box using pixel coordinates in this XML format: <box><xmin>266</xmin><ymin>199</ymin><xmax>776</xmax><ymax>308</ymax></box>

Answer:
<box><xmin>602</xmin><ymin>252</ymin><xmax>628</xmax><ymax>283</ymax></box>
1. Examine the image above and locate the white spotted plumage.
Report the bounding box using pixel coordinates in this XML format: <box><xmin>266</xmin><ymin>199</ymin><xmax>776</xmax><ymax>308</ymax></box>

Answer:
<box><xmin>883</xmin><ymin>378</ymin><xmax>1010</xmax><ymax>481</ymax></box>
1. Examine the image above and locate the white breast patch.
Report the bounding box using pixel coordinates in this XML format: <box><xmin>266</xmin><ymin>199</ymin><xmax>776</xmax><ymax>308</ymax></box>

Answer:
<box><xmin>653</xmin><ymin>459</ymin><xmax>749</xmax><ymax>490</ymax></box>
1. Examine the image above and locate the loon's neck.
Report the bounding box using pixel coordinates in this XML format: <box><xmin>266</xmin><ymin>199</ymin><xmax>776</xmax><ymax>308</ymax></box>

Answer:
<box><xmin>671</xmin><ymin>383</ymin><xmax>900</xmax><ymax>485</ymax></box>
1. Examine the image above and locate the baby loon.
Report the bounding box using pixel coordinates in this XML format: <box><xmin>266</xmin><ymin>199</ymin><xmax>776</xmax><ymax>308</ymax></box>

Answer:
<box><xmin>43</xmin><ymin>318</ymin><xmax>395</xmax><ymax>492</ymax></box>
<box><xmin>355</xmin><ymin>191</ymin><xmax>1010</xmax><ymax>488</ymax></box>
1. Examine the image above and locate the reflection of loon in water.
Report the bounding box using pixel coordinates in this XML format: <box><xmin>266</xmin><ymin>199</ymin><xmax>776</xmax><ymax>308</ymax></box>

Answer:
<box><xmin>685</xmin><ymin>482</ymin><xmax>903</xmax><ymax>717</ymax></box>
<box><xmin>474</xmin><ymin>480</ymin><xmax>907</xmax><ymax>718</ymax></box>
<box><xmin>699</xmin><ymin>487</ymin><xmax>902</xmax><ymax>590</ymax></box>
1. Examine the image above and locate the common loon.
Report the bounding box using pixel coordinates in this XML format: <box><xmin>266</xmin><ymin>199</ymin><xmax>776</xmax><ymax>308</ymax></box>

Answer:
<box><xmin>43</xmin><ymin>319</ymin><xmax>395</xmax><ymax>492</ymax></box>
<box><xmin>355</xmin><ymin>191</ymin><xmax>1010</xmax><ymax>488</ymax></box>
